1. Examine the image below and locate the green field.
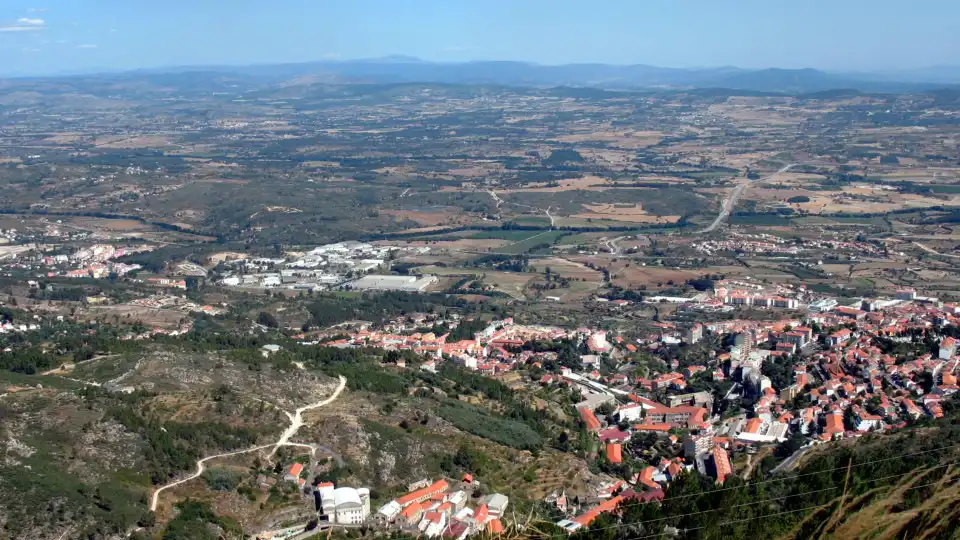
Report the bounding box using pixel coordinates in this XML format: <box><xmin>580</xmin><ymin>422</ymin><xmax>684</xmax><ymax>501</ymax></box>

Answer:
<box><xmin>508</xmin><ymin>215</ymin><xmax>552</xmax><ymax>227</ymax></box>
<box><xmin>498</xmin><ymin>230</ymin><xmax>570</xmax><ymax>254</ymax></box>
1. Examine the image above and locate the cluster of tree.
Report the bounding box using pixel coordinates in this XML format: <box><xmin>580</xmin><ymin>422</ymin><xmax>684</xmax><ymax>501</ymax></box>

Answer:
<box><xmin>436</xmin><ymin>400</ymin><xmax>543</xmax><ymax>451</ymax></box>
<box><xmin>466</xmin><ymin>253</ymin><xmax>530</xmax><ymax>272</ymax></box>
<box><xmin>761</xmin><ymin>353</ymin><xmax>799</xmax><ymax>391</ymax></box>
<box><xmin>446</xmin><ymin>318</ymin><xmax>490</xmax><ymax>342</ymax></box>
<box><xmin>306</xmin><ymin>291</ymin><xmax>486</xmax><ymax>327</ymax></box>
<box><xmin>102</xmin><ymin>391</ymin><xmax>266</xmax><ymax>485</ymax></box>
<box><xmin>30</xmin><ymin>286</ymin><xmax>90</xmax><ymax>302</ymax></box>
<box><xmin>0</xmin><ymin>346</ymin><xmax>58</xmax><ymax>374</ymax></box>
<box><xmin>439</xmin><ymin>444</ymin><xmax>492</xmax><ymax>477</ymax></box>
<box><xmin>159</xmin><ymin>500</ymin><xmax>242</xmax><ymax>540</ymax></box>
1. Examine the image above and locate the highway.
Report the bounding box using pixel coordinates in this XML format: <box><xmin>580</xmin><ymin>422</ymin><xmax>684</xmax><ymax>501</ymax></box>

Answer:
<box><xmin>700</xmin><ymin>163</ymin><xmax>797</xmax><ymax>234</ymax></box>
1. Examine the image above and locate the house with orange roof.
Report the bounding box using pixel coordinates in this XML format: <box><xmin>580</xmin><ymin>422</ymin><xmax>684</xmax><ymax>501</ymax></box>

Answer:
<box><xmin>901</xmin><ymin>398</ymin><xmax>923</xmax><ymax>419</ymax></box>
<box><xmin>473</xmin><ymin>503</ymin><xmax>489</xmax><ymax>525</ymax></box>
<box><xmin>399</xmin><ymin>502</ymin><xmax>424</xmax><ymax>526</ymax></box>
<box><xmin>853</xmin><ymin>405</ymin><xmax>882</xmax><ymax>432</ymax></box>
<box><xmin>578</xmin><ymin>407</ymin><xmax>602</xmax><ymax>433</ymax></box>
<box><xmin>824</xmin><ymin>410</ymin><xmax>845</xmax><ymax>439</ymax></box>
<box><xmin>396</xmin><ymin>479</ymin><xmax>449</xmax><ymax>508</ymax></box>
<box><xmin>284</xmin><ymin>463</ymin><xmax>304</xmax><ymax>482</ymax></box>
<box><xmin>633</xmin><ymin>423</ymin><xmax>672</xmax><ymax>434</ymax></box>
<box><xmin>637</xmin><ymin>467</ymin><xmax>661</xmax><ymax>490</ymax></box>
<box><xmin>486</xmin><ymin>518</ymin><xmax>504</xmax><ymax>535</ymax></box>
<box><xmin>710</xmin><ymin>446</ymin><xmax>733</xmax><ymax>484</ymax></box>
<box><xmin>606</xmin><ymin>443</ymin><xmax>623</xmax><ymax>464</ymax></box>
<box><xmin>572</xmin><ymin>495</ymin><xmax>625</xmax><ymax>527</ymax></box>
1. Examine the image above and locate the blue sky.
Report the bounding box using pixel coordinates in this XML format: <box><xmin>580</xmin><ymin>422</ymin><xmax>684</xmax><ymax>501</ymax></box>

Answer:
<box><xmin>1</xmin><ymin>0</ymin><xmax>958</xmax><ymax>76</ymax></box>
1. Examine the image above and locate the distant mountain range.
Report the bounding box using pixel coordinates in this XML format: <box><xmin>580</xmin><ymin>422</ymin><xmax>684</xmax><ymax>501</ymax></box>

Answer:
<box><xmin>7</xmin><ymin>57</ymin><xmax>960</xmax><ymax>94</ymax></box>
<box><xmin>125</xmin><ymin>58</ymin><xmax>959</xmax><ymax>94</ymax></box>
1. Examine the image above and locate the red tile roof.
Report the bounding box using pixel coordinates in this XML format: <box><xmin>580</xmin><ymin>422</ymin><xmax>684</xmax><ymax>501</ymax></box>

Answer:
<box><xmin>578</xmin><ymin>407</ymin><xmax>602</xmax><ymax>432</ymax></box>
<box><xmin>606</xmin><ymin>443</ymin><xmax>623</xmax><ymax>464</ymax></box>
<box><xmin>396</xmin><ymin>480</ymin><xmax>449</xmax><ymax>507</ymax></box>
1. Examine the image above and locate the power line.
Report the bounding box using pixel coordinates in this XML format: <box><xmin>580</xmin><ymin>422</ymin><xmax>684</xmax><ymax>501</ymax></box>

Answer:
<box><xmin>534</xmin><ymin>462</ymin><xmax>955</xmax><ymax>539</ymax></box>
<box><xmin>613</xmin><ymin>441</ymin><xmax>960</xmax><ymax>509</ymax></box>
<box><xmin>622</xmin><ymin>478</ymin><xmax>953</xmax><ymax>540</ymax></box>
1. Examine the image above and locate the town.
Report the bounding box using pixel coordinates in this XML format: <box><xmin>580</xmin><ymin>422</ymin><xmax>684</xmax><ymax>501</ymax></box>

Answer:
<box><xmin>237</xmin><ymin>286</ymin><xmax>958</xmax><ymax>537</ymax></box>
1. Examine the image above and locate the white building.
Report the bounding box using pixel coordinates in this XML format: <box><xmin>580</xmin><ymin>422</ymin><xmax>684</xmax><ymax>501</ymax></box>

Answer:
<box><xmin>483</xmin><ymin>493</ymin><xmax>509</xmax><ymax>517</ymax></box>
<box><xmin>316</xmin><ymin>483</ymin><xmax>371</xmax><ymax>525</ymax></box>
<box><xmin>614</xmin><ymin>402</ymin><xmax>643</xmax><ymax>422</ymax></box>
<box><xmin>940</xmin><ymin>337</ymin><xmax>957</xmax><ymax>360</ymax></box>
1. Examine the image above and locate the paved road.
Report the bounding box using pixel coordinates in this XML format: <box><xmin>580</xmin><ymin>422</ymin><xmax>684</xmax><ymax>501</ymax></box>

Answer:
<box><xmin>150</xmin><ymin>375</ymin><xmax>347</xmax><ymax>512</ymax></box>
<box><xmin>772</xmin><ymin>444</ymin><xmax>813</xmax><ymax>474</ymax></box>
<box><xmin>700</xmin><ymin>163</ymin><xmax>797</xmax><ymax>234</ymax></box>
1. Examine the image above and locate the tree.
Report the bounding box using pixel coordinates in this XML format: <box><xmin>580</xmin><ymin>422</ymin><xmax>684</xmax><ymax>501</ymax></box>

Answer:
<box><xmin>256</xmin><ymin>311</ymin><xmax>278</xmax><ymax>328</ymax></box>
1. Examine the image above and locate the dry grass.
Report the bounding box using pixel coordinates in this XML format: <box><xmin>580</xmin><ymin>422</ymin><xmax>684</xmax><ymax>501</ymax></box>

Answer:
<box><xmin>552</xmin><ymin>129</ymin><xmax>662</xmax><ymax>148</ymax></box>
<box><xmin>782</xmin><ymin>466</ymin><xmax>960</xmax><ymax>540</ymax></box>
<box><xmin>382</xmin><ymin>209</ymin><xmax>467</xmax><ymax>227</ymax></box>
<box><xmin>94</xmin><ymin>135</ymin><xmax>174</xmax><ymax>148</ymax></box>
<box><xmin>572</xmin><ymin>203</ymin><xmax>681</xmax><ymax>224</ymax></box>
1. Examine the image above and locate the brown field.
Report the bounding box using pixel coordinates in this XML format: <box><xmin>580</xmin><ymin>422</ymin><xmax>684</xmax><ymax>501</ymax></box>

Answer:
<box><xmin>571</xmin><ymin>258</ymin><xmax>701</xmax><ymax>288</ymax></box>
<box><xmin>300</xmin><ymin>160</ymin><xmax>341</xmax><ymax>168</ymax></box>
<box><xmin>94</xmin><ymin>135</ymin><xmax>174</xmax><ymax>148</ymax></box>
<box><xmin>572</xmin><ymin>203</ymin><xmax>682</xmax><ymax>224</ymax></box>
<box><xmin>41</xmin><ymin>132</ymin><xmax>85</xmax><ymax>144</ymax></box>
<box><xmin>383</xmin><ymin>209</ymin><xmax>466</xmax><ymax>227</ymax></box>
<box><xmin>194</xmin><ymin>178</ymin><xmax>250</xmax><ymax>184</ymax></box>
<box><xmin>494</xmin><ymin>175</ymin><xmax>614</xmax><ymax>193</ymax></box>
<box><xmin>794</xmin><ymin>192</ymin><xmax>955</xmax><ymax>214</ymax></box>
<box><xmin>86</xmin><ymin>304</ymin><xmax>186</xmax><ymax>328</ymax></box>
<box><xmin>479</xmin><ymin>271</ymin><xmax>535</xmax><ymax>298</ymax></box>
<box><xmin>552</xmin><ymin>129</ymin><xmax>662</xmax><ymax>148</ymax></box>
<box><xmin>394</xmin><ymin>238</ymin><xmax>509</xmax><ymax>250</ymax></box>
<box><xmin>538</xmin><ymin>257</ymin><xmax>604</xmax><ymax>281</ymax></box>
<box><xmin>68</xmin><ymin>217</ymin><xmax>151</xmax><ymax>231</ymax></box>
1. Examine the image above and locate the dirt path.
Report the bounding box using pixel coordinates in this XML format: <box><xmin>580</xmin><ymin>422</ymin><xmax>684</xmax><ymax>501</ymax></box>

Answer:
<box><xmin>149</xmin><ymin>375</ymin><xmax>347</xmax><ymax>512</ymax></box>
<box><xmin>914</xmin><ymin>241</ymin><xmax>960</xmax><ymax>259</ymax></box>
<box><xmin>490</xmin><ymin>188</ymin><xmax>555</xmax><ymax>226</ymax></box>
<box><xmin>268</xmin><ymin>376</ymin><xmax>348</xmax><ymax>457</ymax></box>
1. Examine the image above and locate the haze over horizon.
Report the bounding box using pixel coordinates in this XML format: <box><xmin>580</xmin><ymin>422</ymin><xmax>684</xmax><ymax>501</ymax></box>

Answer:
<box><xmin>1</xmin><ymin>0</ymin><xmax>959</xmax><ymax>77</ymax></box>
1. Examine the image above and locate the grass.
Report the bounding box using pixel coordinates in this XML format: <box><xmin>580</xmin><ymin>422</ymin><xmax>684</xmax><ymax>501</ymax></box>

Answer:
<box><xmin>0</xmin><ymin>371</ymin><xmax>85</xmax><ymax>391</ymax></box>
<box><xmin>71</xmin><ymin>354</ymin><xmax>141</xmax><ymax>384</ymax></box>
<box><xmin>509</xmin><ymin>216</ymin><xmax>552</xmax><ymax>227</ymax></box>
<box><xmin>498</xmin><ymin>230</ymin><xmax>570</xmax><ymax>254</ymax></box>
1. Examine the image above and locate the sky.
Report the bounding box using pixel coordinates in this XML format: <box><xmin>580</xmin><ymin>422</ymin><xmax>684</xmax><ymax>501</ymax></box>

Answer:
<box><xmin>1</xmin><ymin>0</ymin><xmax>958</xmax><ymax>76</ymax></box>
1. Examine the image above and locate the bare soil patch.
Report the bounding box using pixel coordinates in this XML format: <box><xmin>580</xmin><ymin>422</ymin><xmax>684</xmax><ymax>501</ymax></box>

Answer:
<box><xmin>572</xmin><ymin>203</ymin><xmax>681</xmax><ymax>223</ymax></box>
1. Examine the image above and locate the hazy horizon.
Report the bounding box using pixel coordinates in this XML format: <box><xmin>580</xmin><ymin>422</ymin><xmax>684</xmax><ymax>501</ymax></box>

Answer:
<box><xmin>2</xmin><ymin>0</ymin><xmax>959</xmax><ymax>77</ymax></box>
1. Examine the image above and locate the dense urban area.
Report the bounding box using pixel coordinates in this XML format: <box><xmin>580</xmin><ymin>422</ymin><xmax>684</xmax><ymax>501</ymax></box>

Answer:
<box><xmin>0</xmin><ymin>57</ymin><xmax>959</xmax><ymax>540</ymax></box>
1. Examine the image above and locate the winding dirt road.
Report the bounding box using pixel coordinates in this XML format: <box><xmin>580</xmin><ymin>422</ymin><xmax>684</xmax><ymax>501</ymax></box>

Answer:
<box><xmin>149</xmin><ymin>375</ymin><xmax>347</xmax><ymax>512</ymax></box>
